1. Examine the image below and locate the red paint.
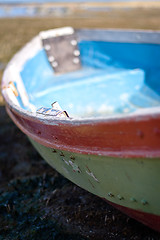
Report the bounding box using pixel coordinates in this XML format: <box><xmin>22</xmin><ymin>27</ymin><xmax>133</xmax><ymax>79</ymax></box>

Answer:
<box><xmin>105</xmin><ymin>199</ymin><xmax>160</xmax><ymax>232</ymax></box>
<box><xmin>6</xmin><ymin>105</ymin><xmax>160</xmax><ymax>158</ymax></box>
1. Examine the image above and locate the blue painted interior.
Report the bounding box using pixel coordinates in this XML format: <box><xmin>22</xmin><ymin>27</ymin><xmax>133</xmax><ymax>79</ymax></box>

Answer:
<box><xmin>20</xmin><ymin>40</ymin><xmax>160</xmax><ymax>118</ymax></box>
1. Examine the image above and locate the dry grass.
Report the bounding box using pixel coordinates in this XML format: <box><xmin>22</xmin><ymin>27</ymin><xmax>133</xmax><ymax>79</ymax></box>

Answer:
<box><xmin>0</xmin><ymin>7</ymin><xmax>160</xmax><ymax>104</ymax></box>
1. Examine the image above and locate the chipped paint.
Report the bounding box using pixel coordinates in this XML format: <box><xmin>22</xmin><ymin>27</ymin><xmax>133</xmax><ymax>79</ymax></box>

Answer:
<box><xmin>61</xmin><ymin>156</ymin><xmax>81</xmax><ymax>173</ymax></box>
<box><xmin>108</xmin><ymin>192</ymin><xmax>114</xmax><ymax>197</ymax></box>
<box><xmin>60</xmin><ymin>152</ymin><xmax>65</xmax><ymax>157</ymax></box>
<box><xmin>2</xmin><ymin>87</ymin><xmax>20</xmax><ymax>107</ymax></box>
<box><xmin>70</xmin><ymin>155</ymin><xmax>75</xmax><ymax>160</ymax></box>
<box><xmin>62</xmin><ymin>166</ymin><xmax>69</xmax><ymax>174</ymax></box>
<box><xmin>69</xmin><ymin>160</ymin><xmax>81</xmax><ymax>173</ymax></box>
<box><xmin>85</xmin><ymin>165</ymin><xmax>99</xmax><ymax>182</ymax></box>
<box><xmin>130</xmin><ymin>197</ymin><xmax>136</xmax><ymax>202</ymax></box>
<box><xmin>36</xmin><ymin>105</ymin><xmax>69</xmax><ymax>119</ymax></box>
<box><xmin>141</xmin><ymin>199</ymin><xmax>148</xmax><ymax>205</ymax></box>
<box><xmin>62</xmin><ymin>157</ymin><xmax>69</xmax><ymax>166</ymax></box>
<box><xmin>117</xmin><ymin>195</ymin><xmax>124</xmax><ymax>200</ymax></box>
<box><xmin>8</xmin><ymin>81</ymin><xmax>18</xmax><ymax>97</ymax></box>
<box><xmin>86</xmin><ymin>170</ymin><xmax>99</xmax><ymax>182</ymax></box>
<box><xmin>52</xmin><ymin>149</ymin><xmax>57</xmax><ymax>153</ymax></box>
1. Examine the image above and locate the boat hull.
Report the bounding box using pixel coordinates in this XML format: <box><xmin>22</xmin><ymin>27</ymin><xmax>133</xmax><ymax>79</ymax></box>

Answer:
<box><xmin>4</xmin><ymin>88</ymin><xmax>160</xmax><ymax>232</ymax></box>
<box><xmin>29</xmin><ymin>136</ymin><xmax>160</xmax><ymax>232</ymax></box>
<box><xmin>2</xmin><ymin>29</ymin><xmax>160</xmax><ymax>232</ymax></box>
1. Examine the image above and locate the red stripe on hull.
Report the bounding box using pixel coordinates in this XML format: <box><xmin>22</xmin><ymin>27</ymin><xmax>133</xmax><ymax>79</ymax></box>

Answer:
<box><xmin>105</xmin><ymin>199</ymin><xmax>160</xmax><ymax>232</ymax></box>
<box><xmin>6</xmin><ymin>106</ymin><xmax>160</xmax><ymax>158</ymax></box>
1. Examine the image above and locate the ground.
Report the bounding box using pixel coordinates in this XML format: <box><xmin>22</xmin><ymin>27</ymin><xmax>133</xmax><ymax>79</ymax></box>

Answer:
<box><xmin>0</xmin><ymin>7</ymin><xmax>160</xmax><ymax>239</ymax></box>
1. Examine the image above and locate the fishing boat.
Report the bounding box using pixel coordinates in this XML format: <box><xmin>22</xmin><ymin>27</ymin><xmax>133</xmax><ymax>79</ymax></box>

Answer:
<box><xmin>2</xmin><ymin>27</ymin><xmax>160</xmax><ymax>232</ymax></box>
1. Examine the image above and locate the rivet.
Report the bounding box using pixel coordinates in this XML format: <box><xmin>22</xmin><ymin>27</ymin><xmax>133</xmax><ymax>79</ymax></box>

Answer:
<box><xmin>108</xmin><ymin>192</ymin><xmax>114</xmax><ymax>197</ymax></box>
<box><xmin>71</xmin><ymin>39</ymin><xmax>77</xmax><ymax>46</ymax></box>
<box><xmin>52</xmin><ymin>61</ymin><xmax>58</xmax><ymax>68</ymax></box>
<box><xmin>44</xmin><ymin>44</ymin><xmax>51</xmax><ymax>51</ymax></box>
<box><xmin>141</xmin><ymin>199</ymin><xmax>148</xmax><ymax>205</ymax></box>
<box><xmin>48</xmin><ymin>56</ymin><xmax>55</xmax><ymax>62</ymax></box>
<box><xmin>73</xmin><ymin>50</ymin><xmax>80</xmax><ymax>56</ymax></box>
<box><xmin>130</xmin><ymin>197</ymin><xmax>136</xmax><ymax>202</ymax></box>
<box><xmin>117</xmin><ymin>195</ymin><xmax>124</xmax><ymax>200</ymax></box>
<box><xmin>60</xmin><ymin>152</ymin><xmax>64</xmax><ymax>157</ymax></box>
<box><xmin>73</xmin><ymin>58</ymin><xmax>80</xmax><ymax>64</ymax></box>
<box><xmin>137</xmin><ymin>130</ymin><xmax>144</xmax><ymax>138</ymax></box>
<box><xmin>154</xmin><ymin>127</ymin><xmax>160</xmax><ymax>136</ymax></box>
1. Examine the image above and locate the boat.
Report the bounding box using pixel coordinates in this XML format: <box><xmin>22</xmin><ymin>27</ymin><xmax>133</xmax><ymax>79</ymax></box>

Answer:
<box><xmin>2</xmin><ymin>27</ymin><xmax>160</xmax><ymax>232</ymax></box>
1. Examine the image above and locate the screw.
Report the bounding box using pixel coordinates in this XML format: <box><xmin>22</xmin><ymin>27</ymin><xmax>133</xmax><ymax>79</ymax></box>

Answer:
<box><xmin>74</xmin><ymin>50</ymin><xmax>80</xmax><ymax>56</ymax></box>
<box><xmin>70</xmin><ymin>155</ymin><xmax>75</xmax><ymax>160</ymax></box>
<box><xmin>108</xmin><ymin>192</ymin><xmax>114</xmax><ymax>197</ymax></box>
<box><xmin>73</xmin><ymin>57</ymin><xmax>80</xmax><ymax>64</ymax></box>
<box><xmin>44</xmin><ymin>44</ymin><xmax>51</xmax><ymax>51</ymax></box>
<box><xmin>130</xmin><ymin>197</ymin><xmax>136</xmax><ymax>202</ymax></box>
<box><xmin>48</xmin><ymin>56</ymin><xmax>55</xmax><ymax>62</ymax></box>
<box><xmin>141</xmin><ymin>199</ymin><xmax>148</xmax><ymax>205</ymax></box>
<box><xmin>71</xmin><ymin>39</ymin><xmax>77</xmax><ymax>46</ymax></box>
<box><xmin>60</xmin><ymin>152</ymin><xmax>64</xmax><ymax>157</ymax></box>
<box><xmin>52</xmin><ymin>61</ymin><xmax>58</xmax><ymax>68</ymax></box>
<box><xmin>117</xmin><ymin>195</ymin><xmax>124</xmax><ymax>200</ymax></box>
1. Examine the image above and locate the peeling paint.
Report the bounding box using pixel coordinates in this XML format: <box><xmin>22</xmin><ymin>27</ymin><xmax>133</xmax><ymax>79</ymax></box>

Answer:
<box><xmin>69</xmin><ymin>160</ymin><xmax>81</xmax><ymax>173</ymax></box>
<box><xmin>62</xmin><ymin>157</ymin><xmax>69</xmax><ymax>166</ymax></box>
<box><xmin>86</xmin><ymin>170</ymin><xmax>99</xmax><ymax>182</ymax></box>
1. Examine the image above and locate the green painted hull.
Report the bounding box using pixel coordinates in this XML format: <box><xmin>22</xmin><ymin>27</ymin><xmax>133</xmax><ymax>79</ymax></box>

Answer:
<box><xmin>30</xmin><ymin>137</ymin><xmax>160</xmax><ymax>217</ymax></box>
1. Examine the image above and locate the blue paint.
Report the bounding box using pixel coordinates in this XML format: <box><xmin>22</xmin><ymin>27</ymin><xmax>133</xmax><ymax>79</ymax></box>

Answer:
<box><xmin>20</xmin><ymin>40</ymin><xmax>160</xmax><ymax>117</ymax></box>
<box><xmin>80</xmin><ymin>41</ymin><xmax>160</xmax><ymax>69</ymax></box>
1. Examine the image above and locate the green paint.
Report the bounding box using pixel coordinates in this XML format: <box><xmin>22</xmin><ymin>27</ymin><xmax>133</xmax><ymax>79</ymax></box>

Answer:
<box><xmin>29</xmin><ymin>137</ymin><xmax>160</xmax><ymax>216</ymax></box>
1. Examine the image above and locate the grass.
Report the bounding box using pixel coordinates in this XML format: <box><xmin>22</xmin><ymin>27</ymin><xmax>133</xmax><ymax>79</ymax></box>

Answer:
<box><xmin>0</xmin><ymin>7</ymin><xmax>160</xmax><ymax>104</ymax></box>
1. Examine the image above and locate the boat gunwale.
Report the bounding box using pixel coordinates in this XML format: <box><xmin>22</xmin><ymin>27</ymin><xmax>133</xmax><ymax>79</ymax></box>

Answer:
<box><xmin>2</xmin><ymin>28</ymin><xmax>160</xmax><ymax>126</ymax></box>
